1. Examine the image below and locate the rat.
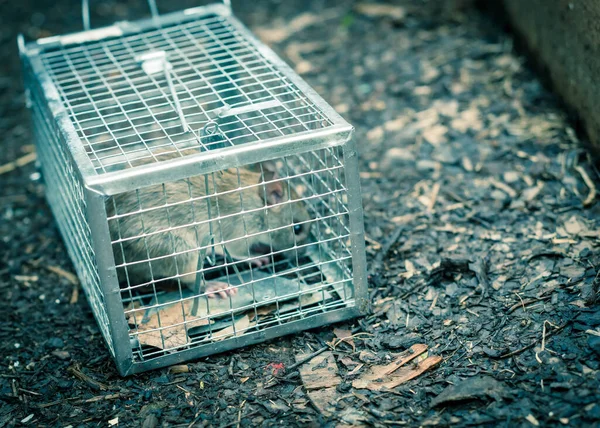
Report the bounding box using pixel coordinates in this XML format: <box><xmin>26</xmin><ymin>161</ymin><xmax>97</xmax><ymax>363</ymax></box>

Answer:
<box><xmin>107</xmin><ymin>151</ymin><xmax>312</xmax><ymax>299</ymax></box>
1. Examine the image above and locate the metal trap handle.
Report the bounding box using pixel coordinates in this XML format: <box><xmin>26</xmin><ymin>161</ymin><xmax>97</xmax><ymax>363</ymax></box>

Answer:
<box><xmin>81</xmin><ymin>0</ymin><xmax>232</xmax><ymax>31</ymax></box>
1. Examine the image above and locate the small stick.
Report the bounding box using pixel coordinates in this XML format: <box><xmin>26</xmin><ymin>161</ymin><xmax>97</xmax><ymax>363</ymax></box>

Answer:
<box><xmin>286</xmin><ymin>346</ymin><xmax>329</xmax><ymax>373</ymax></box>
<box><xmin>574</xmin><ymin>165</ymin><xmax>597</xmax><ymax>206</ymax></box>
<box><xmin>496</xmin><ymin>321</ymin><xmax>570</xmax><ymax>359</ymax></box>
<box><xmin>292</xmin><ymin>326</ymin><xmax>362</xmax><ymax>372</ymax></box>
<box><xmin>69</xmin><ymin>284</ymin><xmax>79</xmax><ymax>305</ymax></box>
<box><xmin>67</xmin><ymin>366</ymin><xmax>108</xmax><ymax>391</ymax></box>
<box><xmin>540</xmin><ymin>320</ymin><xmax>559</xmax><ymax>352</ymax></box>
<box><xmin>38</xmin><ymin>399</ymin><xmax>69</xmax><ymax>408</ymax></box>
<box><xmin>330</xmin><ymin>332</ymin><xmax>372</xmax><ymax>352</ymax></box>
<box><xmin>19</xmin><ymin>388</ymin><xmax>41</xmax><ymax>396</ymax></box>
<box><xmin>507</xmin><ymin>295</ymin><xmax>552</xmax><ymax>314</ymax></box>
<box><xmin>83</xmin><ymin>393</ymin><xmax>124</xmax><ymax>403</ymax></box>
<box><xmin>46</xmin><ymin>265</ymin><xmax>78</xmax><ymax>285</ymax></box>
<box><xmin>490</xmin><ymin>178</ymin><xmax>517</xmax><ymax>198</ymax></box>
<box><xmin>427</xmin><ymin>182</ymin><xmax>440</xmax><ymax>212</ymax></box>
<box><xmin>0</xmin><ymin>152</ymin><xmax>37</xmax><ymax>176</ymax></box>
<box><xmin>369</xmin><ymin>224</ymin><xmax>404</xmax><ymax>278</ymax></box>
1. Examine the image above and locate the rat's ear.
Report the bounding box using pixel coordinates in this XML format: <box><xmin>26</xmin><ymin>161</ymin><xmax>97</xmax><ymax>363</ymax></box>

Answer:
<box><xmin>259</xmin><ymin>162</ymin><xmax>287</xmax><ymax>206</ymax></box>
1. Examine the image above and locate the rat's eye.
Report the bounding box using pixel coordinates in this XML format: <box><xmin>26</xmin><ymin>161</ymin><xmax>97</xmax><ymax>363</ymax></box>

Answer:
<box><xmin>293</xmin><ymin>224</ymin><xmax>303</xmax><ymax>235</ymax></box>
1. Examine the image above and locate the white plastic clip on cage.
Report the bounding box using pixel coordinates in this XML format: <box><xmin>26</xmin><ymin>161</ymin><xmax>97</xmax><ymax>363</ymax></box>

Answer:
<box><xmin>18</xmin><ymin>0</ymin><xmax>368</xmax><ymax>375</ymax></box>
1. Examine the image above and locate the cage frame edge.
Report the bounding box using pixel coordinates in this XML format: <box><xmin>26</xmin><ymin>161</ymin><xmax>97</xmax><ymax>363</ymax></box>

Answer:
<box><xmin>85</xmin><ymin>187</ymin><xmax>135</xmax><ymax>376</ymax></box>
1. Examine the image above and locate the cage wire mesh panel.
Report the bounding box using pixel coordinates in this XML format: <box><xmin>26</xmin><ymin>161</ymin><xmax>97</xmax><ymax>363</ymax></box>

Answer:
<box><xmin>110</xmin><ymin>146</ymin><xmax>354</xmax><ymax>362</ymax></box>
<box><xmin>38</xmin><ymin>11</ymin><xmax>334</xmax><ymax>173</ymax></box>
<box><xmin>22</xmin><ymin>57</ymin><xmax>116</xmax><ymax>356</ymax></box>
<box><xmin>20</xmin><ymin>2</ymin><xmax>367</xmax><ymax>374</ymax></box>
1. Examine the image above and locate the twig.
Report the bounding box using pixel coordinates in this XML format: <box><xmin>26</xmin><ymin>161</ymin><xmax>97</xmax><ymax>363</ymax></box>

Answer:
<box><xmin>469</xmin><ymin>256</ymin><xmax>490</xmax><ymax>304</ymax></box>
<box><xmin>38</xmin><ymin>399</ymin><xmax>70</xmax><ymax>408</ymax></box>
<box><xmin>399</xmin><ymin>257</ymin><xmax>471</xmax><ymax>300</ymax></box>
<box><xmin>427</xmin><ymin>182</ymin><xmax>440</xmax><ymax>211</ymax></box>
<box><xmin>369</xmin><ymin>225</ymin><xmax>405</xmax><ymax>277</ymax></box>
<box><xmin>540</xmin><ymin>320</ymin><xmax>560</xmax><ymax>353</ymax></box>
<box><xmin>46</xmin><ymin>266</ymin><xmax>78</xmax><ymax>285</ymax></box>
<box><xmin>330</xmin><ymin>332</ymin><xmax>372</xmax><ymax>352</ymax></box>
<box><xmin>574</xmin><ymin>165</ymin><xmax>597</xmax><ymax>206</ymax></box>
<box><xmin>507</xmin><ymin>295</ymin><xmax>552</xmax><ymax>314</ymax></box>
<box><xmin>526</xmin><ymin>250</ymin><xmax>567</xmax><ymax>262</ymax></box>
<box><xmin>216</xmin><ymin>411</ymin><xmax>259</xmax><ymax>428</ymax></box>
<box><xmin>237</xmin><ymin>399</ymin><xmax>246</xmax><ymax>428</ymax></box>
<box><xmin>0</xmin><ymin>152</ymin><xmax>37</xmax><ymax>176</ymax></box>
<box><xmin>399</xmin><ymin>278</ymin><xmax>428</xmax><ymax>300</ymax></box>
<box><xmin>38</xmin><ymin>393</ymin><xmax>128</xmax><ymax>408</ymax></box>
<box><xmin>513</xmin><ymin>291</ymin><xmax>526</xmax><ymax>312</ymax></box>
<box><xmin>495</xmin><ymin>321</ymin><xmax>570</xmax><ymax>359</ymax></box>
<box><xmin>490</xmin><ymin>178</ymin><xmax>517</xmax><ymax>198</ymax></box>
<box><xmin>67</xmin><ymin>366</ymin><xmax>108</xmax><ymax>391</ymax></box>
<box><xmin>186</xmin><ymin>413</ymin><xmax>203</xmax><ymax>428</ymax></box>
<box><xmin>83</xmin><ymin>393</ymin><xmax>125</xmax><ymax>403</ymax></box>
<box><xmin>18</xmin><ymin>388</ymin><xmax>41</xmax><ymax>396</ymax></box>
<box><xmin>287</xmin><ymin>346</ymin><xmax>329</xmax><ymax>373</ymax></box>
<box><xmin>69</xmin><ymin>284</ymin><xmax>79</xmax><ymax>304</ymax></box>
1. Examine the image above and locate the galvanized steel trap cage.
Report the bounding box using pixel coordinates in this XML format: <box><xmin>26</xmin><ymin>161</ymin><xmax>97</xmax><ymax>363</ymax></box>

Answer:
<box><xmin>19</xmin><ymin>0</ymin><xmax>368</xmax><ymax>375</ymax></box>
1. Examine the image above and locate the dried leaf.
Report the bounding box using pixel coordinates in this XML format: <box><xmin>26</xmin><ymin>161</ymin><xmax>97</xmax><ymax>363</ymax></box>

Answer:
<box><xmin>430</xmin><ymin>376</ymin><xmax>509</xmax><ymax>407</ymax></box>
<box><xmin>339</xmin><ymin>356</ymin><xmax>359</xmax><ymax>368</ymax></box>
<box><xmin>297</xmin><ymin>351</ymin><xmax>341</xmax><ymax>390</ymax></box>
<box><xmin>133</xmin><ymin>301</ymin><xmax>212</xmax><ymax>350</ymax></box>
<box><xmin>333</xmin><ymin>328</ymin><xmax>355</xmax><ymax>348</ymax></box>
<box><xmin>212</xmin><ymin>315</ymin><xmax>253</xmax><ymax>342</ymax></box>
<box><xmin>400</xmin><ymin>260</ymin><xmax>417</xmax><ymax>279</ymax></box>
<box><xmin>307</xmin><ymin>387</ymin><xmax>338</xmax><ymax>417</ymax></box>
<box><xmin>356</xmin><ymin>355</ymin><xmax>442</xmax><ymax>391</ymax></box>
<box><xmin>352</xmin><ymin>344</ymin><xmax>428</xmax><ymax>389</ymax></box>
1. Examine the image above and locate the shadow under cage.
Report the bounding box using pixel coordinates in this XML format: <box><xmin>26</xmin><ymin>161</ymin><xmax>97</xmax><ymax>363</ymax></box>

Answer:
<box><xmin>19</xmin><ymin>0</ymin><xmax>368</xmax><ymax>375</ymax></box>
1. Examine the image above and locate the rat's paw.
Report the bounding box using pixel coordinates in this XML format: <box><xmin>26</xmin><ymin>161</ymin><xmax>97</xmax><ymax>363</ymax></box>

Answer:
<box><xmin>251</xmin><ymin>256</ymin><xmax>272</xmax><ymax>268</ymax></box>
<box><xmin>205</xmin><ymin>281</ymin><xmax>237</xmax><ymax>299</ymax></box>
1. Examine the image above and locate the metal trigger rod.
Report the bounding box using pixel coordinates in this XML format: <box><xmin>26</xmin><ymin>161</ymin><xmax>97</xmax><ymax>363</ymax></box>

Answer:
<box><xmin>136</xmin><ymin>51</ymin><xmax>189</xmax><ymax>132</ymax></box>
<box><xmin>162</xmin><ymin>57</ymin><xmax>189</xmax><ymax>132</ymax></box>
<box><xmin>82</xmin><ymin>0</ymin><xmax>90</xmax><ymax>31</ymax></box>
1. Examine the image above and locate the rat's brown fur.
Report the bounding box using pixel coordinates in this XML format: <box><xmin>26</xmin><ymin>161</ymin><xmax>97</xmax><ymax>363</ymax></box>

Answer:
<box><xmin>107</xmin><ymin>155</ymin><xmax>311</xmax><ymax>295</ymax></box>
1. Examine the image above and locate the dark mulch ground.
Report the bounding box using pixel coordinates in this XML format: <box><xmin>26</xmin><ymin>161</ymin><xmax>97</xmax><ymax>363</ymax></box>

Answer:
<box><xmin>2</xmin><ymin>0</ymin><xmax>600</xmax><ymax>426</ymax></box>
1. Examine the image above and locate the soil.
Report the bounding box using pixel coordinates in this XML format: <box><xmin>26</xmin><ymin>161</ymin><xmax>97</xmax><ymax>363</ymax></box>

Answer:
<box><xmin>2</xmin><ymin>0</ymin><xmax>600</xmax><ymax>427</ymax></box>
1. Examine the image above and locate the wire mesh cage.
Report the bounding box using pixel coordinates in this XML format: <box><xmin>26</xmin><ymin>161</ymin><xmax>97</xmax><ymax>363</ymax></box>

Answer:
<box><xmin>19</xmin><ymin>0</ymin><xmax>368</xmax><ymax>375</ymax></box>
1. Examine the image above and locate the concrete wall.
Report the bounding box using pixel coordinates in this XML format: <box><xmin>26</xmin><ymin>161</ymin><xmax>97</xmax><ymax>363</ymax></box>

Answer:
<box><xmin>503</xmin><ymin>0</ymin><xmax>600</xmax><ymax>153</ymax></box>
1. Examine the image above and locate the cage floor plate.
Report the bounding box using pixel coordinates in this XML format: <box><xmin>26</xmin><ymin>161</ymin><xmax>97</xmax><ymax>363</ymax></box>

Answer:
<box><xmin>125</xmin><ymin>248</ymin><xmax>352</xmax><ymax>353</ymax></box>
